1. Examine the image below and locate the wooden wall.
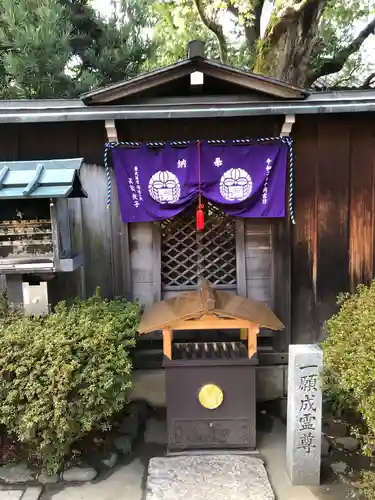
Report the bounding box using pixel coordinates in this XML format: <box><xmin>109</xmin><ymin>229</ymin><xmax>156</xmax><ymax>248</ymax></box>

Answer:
<box><xmin>0</xmin><ymin>113</ymin><xmax>374</xmax><ymax>351</ymax></box>
<box><xmin>244</xmin><ymin>222</ymin><xmax>273</xmax><ymax>306</ymax></box>
<box><xmin>128</xmin><ymin>220</ymin><xmax>273</xmax><ymax>306</ymax></box>
<box><xmin>129</xmin><ymin>222</ymin><xmax>154</xmax><ymax>306</ymax></box>
<box><xmin>49</xmin><ymin>163</ymin><xmax>131</xmax><ymax>304</ymax></box>
<box><xmin>292</xmin><ymin>113</ymin><xmax>375</xmax><ymax>344</ymax></box>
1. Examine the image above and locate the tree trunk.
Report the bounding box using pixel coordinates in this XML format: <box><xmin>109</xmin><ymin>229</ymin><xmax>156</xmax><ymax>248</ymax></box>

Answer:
<box><xmin>254</xmin><ymin>1</ymin><xmax>325</xmax><ymax>87</ymax></box>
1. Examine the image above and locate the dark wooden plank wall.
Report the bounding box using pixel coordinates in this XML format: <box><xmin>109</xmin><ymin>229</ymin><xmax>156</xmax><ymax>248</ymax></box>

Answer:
<box><xmin>1</xmin><ymin>114</ymin><xmax>375</xmax><ymax>348</ymax></box>
<box><xmin>291</xmin><ymin>113</ymin><xmax>375</xmax><ymax>344</ymax></box>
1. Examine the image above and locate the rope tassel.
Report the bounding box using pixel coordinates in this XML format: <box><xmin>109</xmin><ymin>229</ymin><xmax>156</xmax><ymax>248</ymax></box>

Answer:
<box><xmin>196</xmin><ymin>140</ymin><xmax>205</xmax><ymax>231</ymax></box>
<box><xmin>196</xmin><ymin>204</ymin><xmax>205</xmax><ymax>231</ymax></box>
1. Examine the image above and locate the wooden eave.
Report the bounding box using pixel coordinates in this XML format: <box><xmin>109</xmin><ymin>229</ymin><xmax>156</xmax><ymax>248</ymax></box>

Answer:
<box><xmin>82</xmin><ymin>60</ymin><xmax>196</xmax><ymax>104</ymax></box>
<box><xmin>194</xmin><ymin>58</ymin><xmax>307</xmax><ymax>100</ymax></box>
<box><xmin>81</xmin><ymin>57</ymin><xmax>308</xmax><ymax>105</ymax></box>
<box><xmin>0</xmin><ymin>158</ymin><xmax>87</xmax><ymax>199</ymax></box>
<box><xmin>138</xmin><ymin>280</ymin><xmax>285</xmax><ymax>334</ymax></box>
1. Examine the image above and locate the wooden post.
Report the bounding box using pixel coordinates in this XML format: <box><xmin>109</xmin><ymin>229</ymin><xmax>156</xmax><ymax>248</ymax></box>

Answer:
<box><xmin>240</xmin><ymin>328</ymin><xmax>248</xmax><ymax>340</ymax></box>
<box><xmin>163</xmin><ymin>327</ymin><xmax>173</xmax><ymax>360</ymax></box>
<box><xmin>247</xmin><ymin>323</ymin><xmax>259</xmax><ymax>359</ymax></box>
<box><xmin>50</xmin><ymin>200</ymin><xmax>60</xmax><ymax>269</ymax></box>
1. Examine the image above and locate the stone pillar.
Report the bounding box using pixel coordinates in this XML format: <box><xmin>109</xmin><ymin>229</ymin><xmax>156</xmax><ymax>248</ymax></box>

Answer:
<box><xmin>286</xmin><ymin>344</ymin><xmax>323</xmax><ymax>486</ymax></box>
<box><xmin>0</xmin><ymin>274</ymin><xmax>5</xmax><ymax>292</ymax></box>
<box><xmin>5</xmin><ymin>275</ymin><xmax>23</xmax><ymax>309</ymax></box>
<box><xmin>23</xmin><ymin>282</ymin><xmax>49</xmax><ymax>316</ymax></box>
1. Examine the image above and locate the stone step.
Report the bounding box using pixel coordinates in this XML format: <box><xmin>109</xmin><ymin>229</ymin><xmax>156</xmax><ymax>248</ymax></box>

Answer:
<box><xmin>145</xmin><ymin>455</ymin><xmax>274</xmax><ymax>500</ymax></box>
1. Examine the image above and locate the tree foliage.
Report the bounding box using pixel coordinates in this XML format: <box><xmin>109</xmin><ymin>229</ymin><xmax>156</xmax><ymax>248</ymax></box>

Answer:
<box><xmin>149</xmin><ymin>0</ymin><xmax>375</xmax><ymax>87</ymax></box>
<box><xmin>147</xmin><ymin>1</ymin><xmax>219</xmax><ymax>69</ymax></box>
<box><xmin>0</xmin><ymin>0</ymin><xmax>374</xmax><ymax>97</ymax></box>
<box><xmin>147</xmin><ymin>0</ymin><xmax>250</xmax><ymax>69</ymax></box>
<box><xmin>0</xmin><ymin>0</ymin><xmax>73</xmax><ymax>98</ymax></box>
<box><xmin>0</xmin><ymin>0</ymin><xmax>154</xmax><ymax>98</ymax></box>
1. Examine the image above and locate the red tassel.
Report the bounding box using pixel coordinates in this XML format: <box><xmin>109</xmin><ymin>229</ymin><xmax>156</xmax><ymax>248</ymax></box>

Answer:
<box><xmin>196</xmin><ymin>205</ymin><xmax>205</xmax><ymax>231</ymax></box>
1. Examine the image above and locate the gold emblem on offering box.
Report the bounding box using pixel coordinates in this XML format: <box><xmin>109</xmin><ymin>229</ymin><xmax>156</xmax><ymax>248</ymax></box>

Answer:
<box><xmin>198</xmin><ymin>384</ymin><xmax>224</xmax><ymax>410</ymax></box>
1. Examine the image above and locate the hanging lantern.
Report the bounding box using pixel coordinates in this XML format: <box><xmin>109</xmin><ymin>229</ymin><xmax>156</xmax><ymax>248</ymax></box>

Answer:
<box><xmin>196</xmin><ymin>203</ymin><xmax>205</xmax><ymax>231</ymax></box>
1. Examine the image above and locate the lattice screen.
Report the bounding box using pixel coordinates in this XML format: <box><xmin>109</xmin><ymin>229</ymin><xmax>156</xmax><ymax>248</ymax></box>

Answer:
<box><xmin>161</xmin><ymin>202</ymin><xmax>237</xmax><ymax>289</ymax></box>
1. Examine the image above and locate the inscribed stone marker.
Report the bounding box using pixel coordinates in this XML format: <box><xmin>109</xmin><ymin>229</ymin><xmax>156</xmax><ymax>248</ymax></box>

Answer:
<box><xmin>286</xmin><ymin>344</ymin><xmax>323</xmax><ymax>486</ymax></box>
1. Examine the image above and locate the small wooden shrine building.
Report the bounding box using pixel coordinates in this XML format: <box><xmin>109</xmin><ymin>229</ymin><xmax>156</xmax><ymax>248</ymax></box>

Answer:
<box><xmin>139</xmin><ymin>280</ymin><xmax>284</xmax><ymax>450</ymax></box>
<box><xmin>1</xmin><ymin>41</ymin><xmax>375</xmax><ymax>400</ymax></box>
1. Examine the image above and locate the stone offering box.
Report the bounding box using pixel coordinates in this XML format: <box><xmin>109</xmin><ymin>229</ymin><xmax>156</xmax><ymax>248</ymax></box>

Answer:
<box><xmin>139</xmin><ymin>280</ymin><xmax>284</xmax><ymax>453</ymax></box>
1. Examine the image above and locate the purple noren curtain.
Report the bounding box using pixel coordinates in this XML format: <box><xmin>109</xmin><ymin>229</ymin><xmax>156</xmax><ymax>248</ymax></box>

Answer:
<box><xmin>111</xmin><ymin>141</ymin><xmax>288</xmax><ymax>223</ymax></box>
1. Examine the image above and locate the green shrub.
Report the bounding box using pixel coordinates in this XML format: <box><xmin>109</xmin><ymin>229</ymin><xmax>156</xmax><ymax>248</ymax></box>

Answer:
<box><xmin>323</xmin><ymin>281</ymin><xmax>375</xmax><ymax>446</ymax></box>
<box><xmin>359</xmin><ymin>471</ymin><xmax>375</xmax><ymax>500</ymax></box>
<box><xmin>0</xmin><ymin>291</ymin><xmax>7</xmax><ymax>317</ymax></box>
<box><xmin>0</xmin><ymin>291</ymin><xmax>140</xmax><ymax>473</ymax></box>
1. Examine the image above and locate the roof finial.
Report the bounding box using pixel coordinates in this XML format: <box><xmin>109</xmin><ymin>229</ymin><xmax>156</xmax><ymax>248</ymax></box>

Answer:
<box><xmin>188</xmin><ymin>40</ymin><xmax>205</xmax><ymax>59</ymax></box>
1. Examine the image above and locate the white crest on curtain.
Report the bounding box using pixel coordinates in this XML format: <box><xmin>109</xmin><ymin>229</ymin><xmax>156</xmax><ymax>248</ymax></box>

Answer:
<box><xmin>148</xmin><ymin>171</ymin><xmax>181</xmax><ymax>204</ymax></box>
<box><xmin>219</xmin><ymin>168</ymin><xmax>253</xmax><ymax>202</ymax></box>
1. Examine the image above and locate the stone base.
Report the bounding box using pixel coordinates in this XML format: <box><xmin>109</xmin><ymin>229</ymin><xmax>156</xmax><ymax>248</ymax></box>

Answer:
<box><xmin>146</xmin><ymin>455</ymin><xmax>274</xmax><ymax>500</ymax></box>
<box><xmin>166</xmin><ymin>449</ymin><xmax>260</xmax><ymax>457</ymax></box>
<box><xmin>144</xmin><ymin>418</ymin><xmax>167</xmax><ymax>445</ymax></box>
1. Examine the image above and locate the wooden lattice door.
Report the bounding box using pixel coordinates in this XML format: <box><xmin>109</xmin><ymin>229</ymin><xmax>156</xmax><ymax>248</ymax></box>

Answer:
<box><xmin>161</xmin><ymin>203</ymin><xmax>237</xmax><ymax>295</ymax></box>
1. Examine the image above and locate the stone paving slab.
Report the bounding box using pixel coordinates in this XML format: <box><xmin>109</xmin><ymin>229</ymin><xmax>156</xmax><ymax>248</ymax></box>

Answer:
<box><xmin>0</xmin><ymin>492</ymin><xmax>24</xmax><ymax>500</ymax></box>
<box><xmin>21</xmin><ymin>487</ymin><xmax>43</xmax><ymax>500</ymax></box>
<box><xmin>47</xmin><ymin>459</ymin><xmax>144</xmax><ymax>500</ymax></box>
<box><xmin>0</xmin><ymin>464</ymin><xmax>35</xmax><ymax>483</ymax></box>
<box><xmin>146</xmin><ymin>455</ymin><xmax>275</xmax><ymax>500</ymax></box>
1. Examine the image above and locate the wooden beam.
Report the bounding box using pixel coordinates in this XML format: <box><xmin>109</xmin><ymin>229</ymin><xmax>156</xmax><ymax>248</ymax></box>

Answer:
<box><xmin>271</xmin><ymin>221</ymin><xmax>292</xmax><ymax>352</ymax></box>
<box><xmin>0</xmin><ymin>165</ymin><xmax>9</xmax><ymax>189</ymax></box>
<box><xmin>105</xmin><ymin>119</ymin><xmax>118</xmax><ymax>143</ymax></box>
<box><xmin>240</xmin><ymin>328</ymin><xmax>248</xmax><ymax>340</ymax></box>
<box><xmin>152</xmin><ymin>222</ymin><xmax>162</xmax><ymax>302</ymax></box>
<box><xmin>248</xmin><ymin>324</ymin><xmax>259</xmax><ymax>359</ymax></box>
<box><xmin>50</xmin><ymin>200</ymin><xmax>60</xmax><ymax>269</ymax></box>
<box><xmin>163</xmin><ymin>327</ymin><xmax>173</xmax><ymax>360</ymax></box>
<box><xmin>280</xmin><ymin>114</ymin><xmax>295</xmax><ymax>137</ymax></box>
<box><xmin>200</xmin><ymin>65</ymin><xmax>302</xmax><ymax>99</ymax></box>
<box><xmin>56</xmin><ymin>199</ymin><xmax>71</xmax><ymax>258</ymax></box>
<box><xmin>23</xmin><ymin>163</ymin><xmax>44</xmax><ymax>196</ymax></box>
<box><xmin>87</xmin><ymin>64</ymin><xmax>194</xmax><ymax>104</ymax></box>
<box><xmin>170</xmin><ymin>318</ymin><xmax>253</xmax><ymax>330</ymax></box>
<box><xmin>235</xmin><ymin>219</ymin><xmax>247</xmax><ymax>297</ymax></box>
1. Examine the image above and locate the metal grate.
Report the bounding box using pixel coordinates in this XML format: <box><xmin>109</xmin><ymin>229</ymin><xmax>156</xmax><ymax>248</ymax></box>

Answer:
<box><xmin>161</xmin><ymin>202</ymin><xmax>236</xmax><ymax>289</ymax></box>
<box><xmin>173</xmin><ymin>342</ymin><xmax>248</xmax><ymax>360</ymax></box>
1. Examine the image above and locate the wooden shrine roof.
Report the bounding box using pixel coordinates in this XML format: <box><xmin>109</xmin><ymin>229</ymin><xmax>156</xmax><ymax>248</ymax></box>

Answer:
<box><xmin>81</xmin><ymin>53</ymin><xmax>307</xmax><ymax>105</ymax></box>
<box><xmin>0</xmin><ymin>158</ymin><xmax>87</xmax><ymax>199</ymax></box>
<box><xmin>138</xmin><ymin>280</ymin><xmax>285</xmax><ymax>334</ymax></box>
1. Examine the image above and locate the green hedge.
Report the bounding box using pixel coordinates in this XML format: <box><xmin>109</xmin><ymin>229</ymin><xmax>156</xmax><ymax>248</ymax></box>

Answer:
<box><xmin>0</xmin><ymin>291</ymin><xmax>140</xmax><ymax>473</ymax></box>
<box><xmin>323</xmin><ymin>281</ymin><xmax>375</xmax><ymax>448</ymax></box>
